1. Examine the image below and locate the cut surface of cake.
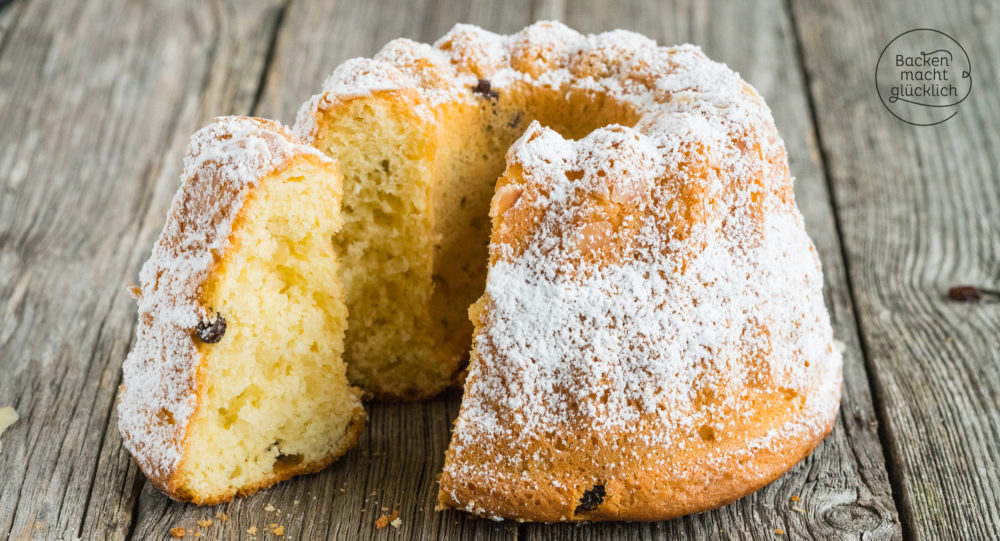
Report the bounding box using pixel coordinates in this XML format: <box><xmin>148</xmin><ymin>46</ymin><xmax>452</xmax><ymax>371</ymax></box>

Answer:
<box><xmin>118</xmin><ymin>116</ymin><xmax>365</xmax><ymax>505</ymax></box>
<box><xmin>295</xmin><ymin>23</ymin><xmax>641</xmax><ymax>400</ymax></box>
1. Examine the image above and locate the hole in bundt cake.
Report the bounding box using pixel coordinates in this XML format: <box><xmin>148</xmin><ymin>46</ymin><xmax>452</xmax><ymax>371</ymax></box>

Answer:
<box><xmin>575</xmin><ymin>484</ymin><xmax>606</xmax><ymax>514</ymax></box>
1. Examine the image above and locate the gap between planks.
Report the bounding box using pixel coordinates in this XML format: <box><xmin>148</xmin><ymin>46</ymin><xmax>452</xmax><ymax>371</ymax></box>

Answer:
<box><xmin>782</xmin><ymin>0</ymin><xmax>913</xmax><ymax>538</ymax></box>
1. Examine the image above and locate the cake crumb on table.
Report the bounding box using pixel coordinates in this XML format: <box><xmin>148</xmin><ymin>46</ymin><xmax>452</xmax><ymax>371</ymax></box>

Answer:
<box><xmin>376</xmin><ymin>510</ymin><xmax>399</xmax><ymax>529</ymax></box>
<box><xmin>169</xmin><ymin>526</ymin><xmax>187</xmax><ymax>538</ymax></box>
<box><xmin>215</xmin><ymin>512</ymin><xmax>229</xmax><ymax>522</ymax></box>
<box><xmin>390</xmin><ymin>517</ymin><xmax>403</xmax><ymax>529</ymax></box>
<box><xmin>247</xmin><ymin>526</ymin><xmax>258</xmax><ymax>535</ymax></box>
<box><xmin>790</xmin><ymin>495</ymin><xmax>801</xmax><ymax>502</ymax></box>
<box><xmin>0</xmin><ymin>406</ymin><xmax>18</xmax><ymax>454</ymax></box>
<box><xmin>774</xmin><ymin>528</ymin><xmax>785</xmax><ymax>535</ymax></box>
<box><xmin>270</xmin><ymin>524</ymin><xmax>285</xmax><ymax>536</ymax></box>
<box><xmin>196</xmin><ymin>518</ymin><xmax>212</xmax><ymax>527</ymax></box>
<box><xmin>792</xmin><ymin>506</ymin><xmax>806</xmax><ymax>513</ymax></box>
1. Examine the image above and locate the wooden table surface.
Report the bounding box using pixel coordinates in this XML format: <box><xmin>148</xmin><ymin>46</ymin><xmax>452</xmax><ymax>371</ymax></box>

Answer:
<box><xmin>1</xmin><ymin>0</ymin><xmax>997</xmax><ymax>539</ymax></box>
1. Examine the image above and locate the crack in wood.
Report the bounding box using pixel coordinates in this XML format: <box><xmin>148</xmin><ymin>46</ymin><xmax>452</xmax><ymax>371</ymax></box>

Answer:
<box><xmin>782</xmin><ymin>2</ymin><xmax>910</xmax><ymax>539</ymax></box>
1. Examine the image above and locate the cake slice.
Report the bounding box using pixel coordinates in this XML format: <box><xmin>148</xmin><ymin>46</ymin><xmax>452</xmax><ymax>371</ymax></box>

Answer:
<box><xmin>118</xmin><ymin>117</ymin><xmax>365</xmax><ymax>504</ymax></box>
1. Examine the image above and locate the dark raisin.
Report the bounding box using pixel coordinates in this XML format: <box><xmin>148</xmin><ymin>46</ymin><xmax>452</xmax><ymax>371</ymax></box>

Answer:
<box><xmin>948</xmin><ymin>286</ymin><xmax>982</xmax><ymax>303</ymax></box>
<box><xmin>575</xmin><ymin>484</ymin><xmax>606</xmax><ymax>514</ymax></box>
<box><xmin>508</xmin><ymin>112</ymin><xmax>522</xmax><ymax>128</ymax></box>
<box><xmin>195</xmin><ymin>313</ymin><xmax>226</xmax><ymax>343</ymax></box>
<box><xmin>472</xmin><ymin>78</ymin><xmax>499</xmax><ymax>100</ymax></box>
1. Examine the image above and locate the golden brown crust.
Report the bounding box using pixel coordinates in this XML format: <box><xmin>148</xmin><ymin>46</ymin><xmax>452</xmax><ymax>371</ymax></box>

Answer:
<box><xmin>437</xmin><ymin>384</ymin><xmax>839</xmax><ymax>521</ymax></box>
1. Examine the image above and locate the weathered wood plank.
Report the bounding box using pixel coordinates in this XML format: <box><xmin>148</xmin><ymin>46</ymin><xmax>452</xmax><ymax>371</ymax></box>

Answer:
<box><xmin>515</xmin><ymin>0</ymin><xmax>901</xmax><ymax>539</ymax></box>
<box><xmin>788</xmin><ymin>0</ymin><xmax>1000</xmax><ymax>539</ymax></box>
<box><xmin>0</xmin><ymin>1</ymin><xmax>285</xmax><ymax>540</ymax></box>
<box><xmin>131</xmin><ymin>0</ymin><xmax>902</xmax><ymax>538</ymax></box>
<box><xmin>129</xmin><ymin>0</ymin><xmax>533</xmax><ymax>539</ymax></box>
<box><xmin>0</xmin><ymin>0</ymin><xmax>914</xmax><ymax>538</ymax></box>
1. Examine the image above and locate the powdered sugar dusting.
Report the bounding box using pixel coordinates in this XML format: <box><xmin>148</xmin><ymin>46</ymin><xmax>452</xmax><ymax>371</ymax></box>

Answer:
<box><xmin>444</xmin><ymin>116</ymin><xmax>841</xmax><ymax>501</ymax></box>
<box><xmin>295</xmin><ymin>21</ymin><xmax>766</xmax><ymax>148</ymax></box>
<box><xmin>118</xmin><ymin>117</ymin><xmax>329</xmax><ymax>482</ymax></box>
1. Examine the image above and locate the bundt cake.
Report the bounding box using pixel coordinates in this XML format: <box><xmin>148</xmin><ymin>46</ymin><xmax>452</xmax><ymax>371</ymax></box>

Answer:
<box><xmin>121</xmin><ymin>21</ymin><xmax>841</xmax><ymax>516</ymax></box>
<box><xmin>405</xmin><ymin>24</ymin><xmax>840</xmax><ymax>521</ymax></box>
<box><xmin>118</xmin><ymin>117</ymin><xmax>365</xmax><ymax>504</ymax></box>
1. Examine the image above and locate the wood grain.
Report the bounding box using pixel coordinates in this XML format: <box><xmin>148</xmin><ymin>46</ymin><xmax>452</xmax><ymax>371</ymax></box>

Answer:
<box><xmin>0</xmin><ymin>1</ymin><xmax>285</xmax><ymax>540</ymax></box>
<box><xmin>788</xmin><ymin>0</ymin><xmax>1000</xmax><ymax>539</ymax></box>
